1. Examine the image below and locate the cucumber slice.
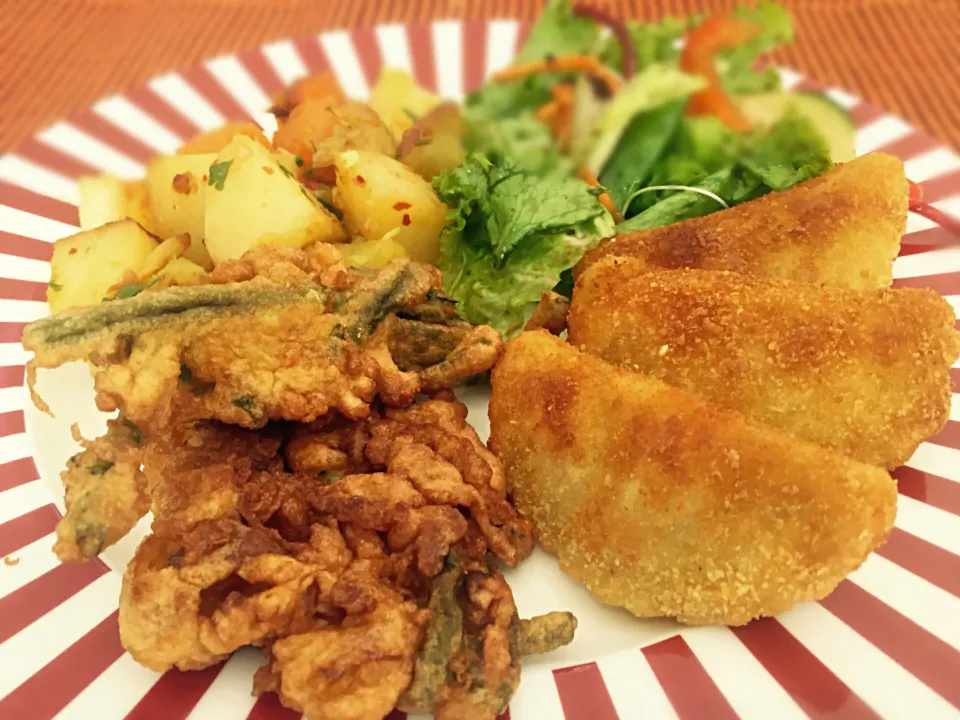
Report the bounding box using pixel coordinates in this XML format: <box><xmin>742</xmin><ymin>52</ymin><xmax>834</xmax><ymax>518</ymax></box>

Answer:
<box><xmin>738</xmin><ymin>90</ymin><xmax>856</xmax><ymax>163</ymax></box>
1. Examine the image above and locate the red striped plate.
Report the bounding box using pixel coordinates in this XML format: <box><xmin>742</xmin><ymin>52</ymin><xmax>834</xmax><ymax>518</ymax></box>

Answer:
<box><xmin>1</xmin><ymin>20</ymin><xmax>959</xmax><ymax>720</ymax></box>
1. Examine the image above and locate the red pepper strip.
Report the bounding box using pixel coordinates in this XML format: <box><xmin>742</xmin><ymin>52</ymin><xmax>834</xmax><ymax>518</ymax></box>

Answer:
<box><xmin>680</xmin><ymin>16</ymin><xmax>762</xmax><ymax>132</ymax></box>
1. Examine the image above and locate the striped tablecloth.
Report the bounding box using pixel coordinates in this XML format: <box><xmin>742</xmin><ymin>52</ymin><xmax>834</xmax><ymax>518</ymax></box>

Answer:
<box><xmin>0</xmin><ymin>0</ymin><xmax>958</xmax><ymax>151</ymax></box>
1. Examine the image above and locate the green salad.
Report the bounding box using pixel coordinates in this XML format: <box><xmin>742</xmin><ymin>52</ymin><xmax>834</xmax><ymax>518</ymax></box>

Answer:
<box><xmin>430</xmin><ymin>0</ymin><xmax>850</xmax><ymax>335</ymax></box>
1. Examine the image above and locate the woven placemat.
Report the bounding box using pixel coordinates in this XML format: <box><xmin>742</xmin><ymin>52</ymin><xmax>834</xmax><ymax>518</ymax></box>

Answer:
<box><xmin>1</xmin><ymin>0</ymin><xmax>957</xmax><ymax>151</ymax></box>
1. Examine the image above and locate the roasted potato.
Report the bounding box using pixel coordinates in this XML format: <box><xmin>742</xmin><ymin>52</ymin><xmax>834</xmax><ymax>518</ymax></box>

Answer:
<box><xmin>177</xmin><ymin>121</ymin><xmax>270</xmax><ymax>155</ymax></box>
<box><xmin>146</xmin><ymin>153</ymin><xmax>216</xmax><ymax>268</ymax></box>
<box><xmin>276</xmin><ymin>101</ymin><xmax>395</xmax><ymax>184</ymax></box>
<box><xmin>204</xmin><ymin>136</ymin><xmax>345</xmax><ymax>263</ymax></box>
<box><xmin>334</xmin><ymin>150</ymin><xmax>448</xmax><ymax>263</ymax></box>
<box><xmin>47</xmin><ymin>220</ymin><xmax>159</xmax><ymax>312</ymax></box>
<box><xmin>270</xmin><ymin>71</ymin><xmax>344</xmax><ymax>123</ymax></box>
<box><xmin>78</xmin><ymin>175</ymin><xmax>158</xmax><ymax>235</ymax></box>
<box><xmin>396</xmin><ymin>102</ymin><xmax>466</xmax><ymax>180</ymax></box>
<box><xmin>368</xmin><ymin>68</ymin><xmax>443</xmax><ymax>139</ymax></box>
<box><xmin>338</xmin><ymin>233</ymin><xmax>409</xmax><ymax>268</ymax></box>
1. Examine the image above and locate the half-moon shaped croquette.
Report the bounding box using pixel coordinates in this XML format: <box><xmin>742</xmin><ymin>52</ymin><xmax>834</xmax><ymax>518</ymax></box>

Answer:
<box><xmin>569</xmin><ymin>259</ymin><xmax>960</xmax><ymax>468</ymax></box>
<box><xmin>575</xmin><ymin>153</ymin><xmax>907</xmax><ymax>290</ymax></box>
<box><xmin>489</xmin><ymin>332</ymin><xmax>897</xmax><ymax>626</ymax></box>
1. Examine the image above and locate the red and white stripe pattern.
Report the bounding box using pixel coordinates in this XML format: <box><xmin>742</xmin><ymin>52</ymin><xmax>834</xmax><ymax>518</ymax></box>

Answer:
<box><xmin>1</xmin><ymin>20</ymin><xmax>960</xmax><ymax>720</ymax></box>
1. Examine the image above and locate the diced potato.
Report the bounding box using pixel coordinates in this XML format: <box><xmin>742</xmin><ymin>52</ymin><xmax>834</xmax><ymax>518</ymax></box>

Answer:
<box><xmin>396</xmin><ymin>102</ymin><xmax>466</xmax><ymax>180</ymax></box>
<box><xmin>275</xmin><ymin>101</ymin><xmax>395</xmax><ymax>182</ymax></box>
<box><xmin>47</xmin><ymin>220</ymin><xmax>159</xmax><ymax>312</ymax></box>
<box><xmin>335</xmin><ymin>150</ymin><xmax>448</xmax><ymax>263</ymax></box>
<box><xmin>78</xmin><ymin>175</ymin><xmax>159</xmax><ymax>235</ymax></box>
<box><xmin>145</xmin><ymin>153</ymin><xmax>216</xmax><ymax>268</ymax></box>
<box><xmin>368</xmin><ymin>68</ymin><xmax>443</xmax><ymax>139</ymax></box>
<box><xmin>177</xmin><ymin>121</ymin><xmax>270</xmax><ymax>155</ymax></box>
<box><xmin>153</xmin><ymin>257</ymin><xmax>208</xmax><ymax>288</ymax></box>
<box><xmin>205</xmin><ymin>136</ymin><xmax>345</xmax><ymax>263</ymax></box>
<box><xmin>273</xmin><ymin>97</ymin><xmax>343</xmax><ymax>163</ymax></box>
<box><xmin>271</xmin><ymin>71</ymin><xmax>345</xmax><ymax>123</ymax></box>
<box><xmin>339</xmin><ymin>233</ymin><xmax>409</xmax><ymax>268</ymax></box>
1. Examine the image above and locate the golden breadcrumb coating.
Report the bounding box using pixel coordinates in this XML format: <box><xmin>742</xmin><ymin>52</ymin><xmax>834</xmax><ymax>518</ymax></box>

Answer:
<box><xmin>569</xmin><ymin>259</ymin><xmax>960</xmax><ymax>468</ymax></box>
<box><xmin>489</xmin><ymin>332</ymin><xmax>897</xmax><ymax>626</ymax></box>
<box><xmin>575</xmin><ymin>153</ymin><xmax>907</xmax><ymax>290</ymax></box>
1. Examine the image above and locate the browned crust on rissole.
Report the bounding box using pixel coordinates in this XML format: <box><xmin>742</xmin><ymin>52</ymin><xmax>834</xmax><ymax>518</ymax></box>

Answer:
<box><xmin>568</xmin><ymin>259</ymin><xmax>960</xmax><ymax>468</ymax></box>
<box><xmin>574</xmin><ymin>153</ymin><xmax>907</xmax><ymax>290</ymax></box>
<box><xmin>489</xmin><ymin>332</ymin><xmax>897</xmax><ymax>626</ymax></box>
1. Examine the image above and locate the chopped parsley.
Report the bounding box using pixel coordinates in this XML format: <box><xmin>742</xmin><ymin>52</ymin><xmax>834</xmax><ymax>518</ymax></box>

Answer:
<box><xmin>403</xmin><ymin>108</ymin><xmax>420</xmax><ymax>123</ymax></box>
<box><xmin>317</xmin><ymin>197</ymin><xmax>343</xmax><ymax>221</ymax></box>
<box><xmin>295</xmin><ymin>155</ymin><xmax>305</xmax><ymax>167</ymax></box>
<box><xmin>48</xmin><ymin>281</ymin><xmax>62</xmax><ymax>291</ymax></box>
<box><xmin>108</xmin><ymin>277</ymin><xmax>158</xmax><ymax>301</ymax></box>
<box><xmin>207</xmin><ymin>160</ymin><xmax>234</xmax><ymax>190</ymax></box>
<box><xmin>277</xmin><ymin>163</ymin><xmax>295</xmax><ymax>179</ymax></box>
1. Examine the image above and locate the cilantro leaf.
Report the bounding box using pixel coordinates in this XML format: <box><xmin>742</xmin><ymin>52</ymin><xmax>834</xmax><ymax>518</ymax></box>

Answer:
<box><xmin>208</xmin><ymin>160</ymin><xmax>234</xmax><ymax>191</ymax></box>
<box><xmin>434</xmin><ymin>155</ymin><xmax>613</xmax><ymax>334</ymax></box>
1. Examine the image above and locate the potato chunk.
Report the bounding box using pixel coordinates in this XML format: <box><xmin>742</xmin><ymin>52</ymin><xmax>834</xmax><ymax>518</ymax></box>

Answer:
<box><xmin>335</xmin><ymin>151</ymin><xmax>448</xmax><ymax>263</ymax></box>
<box><xmin>146</xmin><ymin>153</ymin><xmax>216</xmax><ymax>268</ymax></box>
<box><xmin>368</xmin><ymin>68</ymin><xmax>443</xmax><ymax>139</ymax></box>
<box><xmin>78</xmin><ymin>175</ymin><xmax>158</xmax><ymax>235</ymax></box>
<box><xmin>204</xmin><ymin>136</ymin><xmax>345</xmax><ymax>263</ymax></box>
<box><xmin>47</xmin><ymin>220</ymin><xmax>159</xmax><ymax>312</ymax></box>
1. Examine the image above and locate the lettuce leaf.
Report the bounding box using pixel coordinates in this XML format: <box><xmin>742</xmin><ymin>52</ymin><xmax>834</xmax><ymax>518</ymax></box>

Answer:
<box><xmin>719</xmin><ymin>2</ymin><xmax>794</xmax><ymax>94</ymax></box>
<box><xmin>515</xmin><ymin>0</ymin><xmax>600</xmax><ymax>63</ymax></box>
<box><xmin>463</xmin><ymin>111</ymin><xmax>572</xmax><ymax>177</ymax></box>
<box><xmin>465</xmin><ymin>0</ymin><xmax>599</xmax><ymax>123</ymax></box>
<box><xmin>599</xmin><ymin>16</ymin><xmax>695</xmax><ymax>73</ymax></box>
<box><xmin>618</xmin><ymin>107</ymin><xmax>831</xmax><ymax>232</ymax></box>
<box><xmin>574</xmin><ymin>64</ymin><xmax>706</xmax><ymax>174</ymax></box>
<box><xmin>434</xmin><ymin>155</ymin><xmax>613</xmax><ymax>334</ymax></box>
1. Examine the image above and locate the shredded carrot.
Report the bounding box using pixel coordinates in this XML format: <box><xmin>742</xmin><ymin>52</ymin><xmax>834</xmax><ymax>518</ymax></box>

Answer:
<box><xmin>551</xmin><ymin>82</ymin><xmax>575</xmax><ymax>105</ymax></box>
<box><xmin>536</xmin><ymin>100</ymin><xmax>561</xmax><ymax>123</ymax></box>
<box><xmin>578</xmin><ymin>166</ymin><xmax>623</xmax><ymax>223</ymax></box>
<box><xmin>492</xmin><ymin>55</ymin><xmax>622</xmax><ymax>94</ymax></box>
<box><xmin>536</xmin><ymin>83</ymin><xmax>576</xmax><ymax>143</ymax></box>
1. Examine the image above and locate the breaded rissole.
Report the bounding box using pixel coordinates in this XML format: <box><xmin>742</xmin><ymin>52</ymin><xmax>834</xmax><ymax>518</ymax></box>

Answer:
<box><xmin>569</xmin><ymin>259</ymin><xmax>960</xmax><ymax>468</ymax></box>
<box><xmin>489</xmin><ymin>332</ymin><xmax>897</xmax><ymax>626</ymax></box>
<box><xmin>575</xmin><ymin>153</ymin><xmax>907</xmax><ymax>290</ymax></box>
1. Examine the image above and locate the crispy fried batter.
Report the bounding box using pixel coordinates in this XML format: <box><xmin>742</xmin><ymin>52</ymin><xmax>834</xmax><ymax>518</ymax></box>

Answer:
<box><xmin>569</xmin><ymin>259</ymin><xmax>960</xmax><ymax>468</ymax></box>
<box><xmin>55</xmin><ymin>417</ymin><xmax>148</xmax><ymax>562</ymax></box>
<box><xmin>22</xmin><ymin>250</ymin><xmax>504</xmax><ymax>431</ymax></box>
<box><xmin>489</xmin><ymin>332</ymin><xmax>897</xmax><ymax>626</ymax></box>
<box><xmin>260</xmin><ymin>585</ymin><xmax>430</xmax><ymax>720</ymax></box>
<box><xmin>113</xmin><ymin>394</ymin><xmax>566</xmax><ymax>718</ymax></box>
<box><xmin>518</xmin><ymin>611</ymin><xmax>578</xmax><ymax>656</ymax></box>
<box><xmin>575</xmin><ymin>153</ymin><xmax>907</xmax><ymax>290</ymax></box>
